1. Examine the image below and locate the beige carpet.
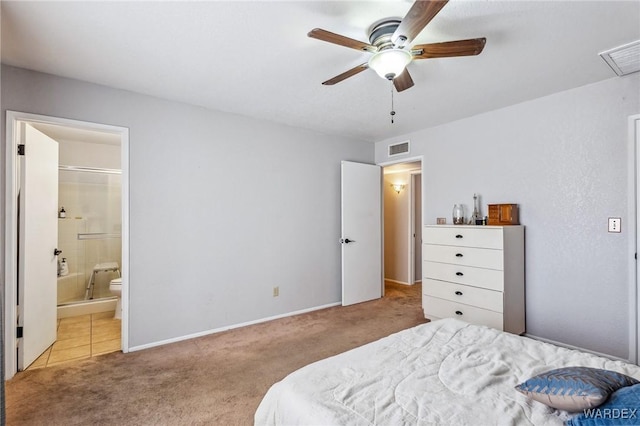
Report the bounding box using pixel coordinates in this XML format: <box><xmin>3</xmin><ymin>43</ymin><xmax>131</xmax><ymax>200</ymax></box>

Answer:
<box><xmin>6</xmin><ymin>282</ymin><xmax>426</xmax><ymax>425</ymax></box>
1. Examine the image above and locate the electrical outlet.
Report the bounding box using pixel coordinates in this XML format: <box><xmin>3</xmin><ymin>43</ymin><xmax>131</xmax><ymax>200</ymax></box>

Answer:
<box><xmin>273</xmin><ymin>286</ymin><xmax>279</xmax><ymax>297</ymax></box>
<box><xmin>608</xmin><ymin>217</ymin><xmax>621</xmax><ymax>233</ymax></box>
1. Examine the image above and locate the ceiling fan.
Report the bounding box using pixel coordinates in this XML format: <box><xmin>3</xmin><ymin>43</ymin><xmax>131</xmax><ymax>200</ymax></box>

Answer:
<box><xmin>308</xmin><ymin>0</ymin><xmax>486</xmax><ymax>92</ymax></box>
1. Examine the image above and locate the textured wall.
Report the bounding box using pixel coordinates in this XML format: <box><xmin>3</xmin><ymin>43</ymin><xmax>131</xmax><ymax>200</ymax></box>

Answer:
<box><xmin>375</xmin><ymin>75</ymin><xmax>640</xmax><ymax>359</ymax></box>
<box><xmin>1</xmin><ymin>65</ymin><xmax>373</xmax><ymax>349</ymax></box>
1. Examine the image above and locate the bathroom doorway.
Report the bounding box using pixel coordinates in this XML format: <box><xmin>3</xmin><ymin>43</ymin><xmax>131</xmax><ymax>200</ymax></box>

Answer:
<box><xmin>4</xmin><ymin>111</ymin><xmax>130</xmax><ymax>378</ymax></box>
<box><xmin>47</xmin><ymin>124</ymin><xmax>122</xmax><ymax>312</ymax></box>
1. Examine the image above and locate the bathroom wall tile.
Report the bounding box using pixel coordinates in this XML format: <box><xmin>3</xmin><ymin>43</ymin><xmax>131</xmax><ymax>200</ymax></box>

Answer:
<box><xmin>92</xmin><ymin>287</ymin><xmax>112</xmax><ymax>300</ymax></box>
<box><xmin>58</xmin><ymin>274</ymin><xmax>87</xmax><ymax>304</ymax></box>
<box><xmin>57</xmin><ymin>278</ymin><xmax>70</xmax><ymax>303</ymax></box>
<box><xmin>76</xmin><ymin>259</ymin><xmax>87</xmax><ymax>281</ymax></box>
<box><xmin>75</xmin><ymin>275</ymin><xmax>87</xmax><ymax>300</ymax></box>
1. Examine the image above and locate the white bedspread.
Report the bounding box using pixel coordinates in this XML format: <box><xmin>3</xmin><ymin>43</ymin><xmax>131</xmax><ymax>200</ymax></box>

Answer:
<box><xmin>255</xmin><ymin>319</ymin><xmax>640</xmax><ymax>426</ymax></box>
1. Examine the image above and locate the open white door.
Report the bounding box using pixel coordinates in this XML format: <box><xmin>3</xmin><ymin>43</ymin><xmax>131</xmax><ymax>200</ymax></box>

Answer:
<box><xmin>341</xmin><ymin>161</ymin><xmax>382</xmax><ymax>306</ymax></box>
<box><xmin>18</xmin><ymin>123</ymin><xmax>59</xmax><ymax>370</ymax></box>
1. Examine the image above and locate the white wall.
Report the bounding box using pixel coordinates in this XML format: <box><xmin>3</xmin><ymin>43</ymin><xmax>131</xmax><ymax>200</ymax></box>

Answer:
<box><xmin>376</xmin><ymin>75</ymin><xmax>640</xmax><ymax>359</ymax></box>
<box><xmin>1</xmin><ymin>65</ymin><xmax>373</xmax><ymax>348</ymax></box>
<box><xmin>58</xmin><ymin>138</ymin><xmax>121</xmax><ymax>169</ymax></box>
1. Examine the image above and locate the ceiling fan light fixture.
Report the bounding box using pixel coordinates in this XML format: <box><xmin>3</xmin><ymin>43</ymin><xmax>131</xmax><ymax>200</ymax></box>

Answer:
<box><xmin>368</xmin><ymin>49</ymin><xmax>412</xmax><ymax>80</ymax></box>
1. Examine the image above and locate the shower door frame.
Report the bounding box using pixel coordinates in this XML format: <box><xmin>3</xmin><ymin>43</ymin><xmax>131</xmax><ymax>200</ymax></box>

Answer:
<box><xmin>4</xmin><ymin>111</ymin><xmax>130</xmax><ymax>379</ymax></box>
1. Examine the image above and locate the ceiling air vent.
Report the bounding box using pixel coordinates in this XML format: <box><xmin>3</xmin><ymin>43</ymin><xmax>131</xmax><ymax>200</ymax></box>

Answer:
<box><xmin>388</xmin><ymin>140</ymin><xmax>410</xmax><ymax>157</ymax></box>
<box><xmin>599</xmin><ymin>40</ymin><xmax>640</xmax><ymax>76</ymax></box>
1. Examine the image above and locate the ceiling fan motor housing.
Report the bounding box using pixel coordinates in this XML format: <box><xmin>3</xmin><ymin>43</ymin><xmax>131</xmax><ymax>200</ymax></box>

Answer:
<box><xmin>368</xmin><ymin>19</ymin><xmax>402</xmax><ymax>50</ymax></box>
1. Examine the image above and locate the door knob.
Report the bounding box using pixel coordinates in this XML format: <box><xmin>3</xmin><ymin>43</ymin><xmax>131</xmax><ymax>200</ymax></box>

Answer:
<box><xmin>54</xmin><ymin>248</ymin><xmax>62</xmax><ymax>256</ymax></box>
<box><xmin>340</xmin><ymin>238</ymin><xmax>355</xmax><ymax>244</ymax></box>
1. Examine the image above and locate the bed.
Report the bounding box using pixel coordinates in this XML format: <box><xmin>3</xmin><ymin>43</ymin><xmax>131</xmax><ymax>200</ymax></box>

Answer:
<box><xmin>255</xmin><ymin>319</ymin><xmax>640</xmax><ymax>425</ymax></box>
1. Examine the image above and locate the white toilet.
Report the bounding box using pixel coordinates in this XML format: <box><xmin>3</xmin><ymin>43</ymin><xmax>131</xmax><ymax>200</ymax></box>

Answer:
<box><xmin>109</xmin><ymin>278</ymin><xmax>122</xmax><ymax>319</ymax></box>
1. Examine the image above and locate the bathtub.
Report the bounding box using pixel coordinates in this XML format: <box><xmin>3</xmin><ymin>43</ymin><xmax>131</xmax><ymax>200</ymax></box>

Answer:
<box><xmin>57</xmin><ymin>272</ymin><xmax>116</xmax><ymax>318</ymax></box>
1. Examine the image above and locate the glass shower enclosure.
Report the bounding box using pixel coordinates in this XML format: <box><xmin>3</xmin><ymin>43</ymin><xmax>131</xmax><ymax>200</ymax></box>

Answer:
<box><xmin>57</xmin><ymin>166</ymin><xmax>122</xmax><ymax>306</ymax></box>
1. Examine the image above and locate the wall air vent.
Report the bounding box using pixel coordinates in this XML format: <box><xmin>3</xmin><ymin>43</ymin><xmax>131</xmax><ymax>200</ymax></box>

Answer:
<box><xmin>388</xmin><ymin>140</ymin><xmax>410</xmax><ymax>157</ymax></box>
<box><xmin>599</xmin><ymin>40</ymin><xmax>640</xmax><ymax>76</ymax></box>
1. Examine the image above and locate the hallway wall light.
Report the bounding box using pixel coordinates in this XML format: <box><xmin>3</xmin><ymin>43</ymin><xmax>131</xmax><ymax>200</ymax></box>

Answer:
<box><xmin>391</xmin><ymin>183</ymin><xmax>405</xmax><ymax>194</ymax></box>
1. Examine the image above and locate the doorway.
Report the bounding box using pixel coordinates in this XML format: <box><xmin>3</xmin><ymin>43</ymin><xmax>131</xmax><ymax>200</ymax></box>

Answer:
<box><xmin>382</xmin><ymin>159</ymin><xmax>423</xmax><ymax>287</ymax></box>
<box><xmin>4</xmin><ymin>111</ymin><xmax>130</xmax><ymax>379</ymax></box>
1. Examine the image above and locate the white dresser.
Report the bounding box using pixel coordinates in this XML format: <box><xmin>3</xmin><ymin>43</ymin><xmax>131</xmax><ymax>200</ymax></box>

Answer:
<box><xmin>422</xmin><ymin>225</ymin><xmax>525</xmax><ymax>334</ymax></box>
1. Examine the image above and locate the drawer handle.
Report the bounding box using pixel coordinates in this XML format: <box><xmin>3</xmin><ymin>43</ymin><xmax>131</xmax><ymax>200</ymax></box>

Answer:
<box><xmin>455</xmin><ymin>253</ymin><xmax>463</xmax><ymax>257</ymax></box>
<box><xmin>455</xmin><ymin>291</ymin><xmax>463</xmax><ymax>296</ymax></box>
<box><xmin>455</xmin><ymin>234</ymin><xmax>463</xmax><ymax>239</ymax></box>
<box><xmin>455</xmin><ymin>310</ymin><xmax>463</xmax><ymax>316</ymax></box>
<box><xmin>456</xmin><ymin>272</ymin><xmax>464</xmax><ymax>276</ymax></box>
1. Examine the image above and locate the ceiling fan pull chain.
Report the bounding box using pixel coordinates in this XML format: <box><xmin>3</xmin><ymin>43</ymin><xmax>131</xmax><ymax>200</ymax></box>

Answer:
<box><xmin>390</xmin><ymin>80</ymin><xmax>396</xmax><ymax>124</ymax></box>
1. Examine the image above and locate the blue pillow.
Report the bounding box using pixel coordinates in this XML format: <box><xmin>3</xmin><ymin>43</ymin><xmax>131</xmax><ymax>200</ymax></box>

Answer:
<box><xmin>566</xmin><ymin>383</ymin><xmax>640</xmax><ymax>425</ymax></box>
<box><xmin>515</xmin><ymin>367</ymin><xmax>639</xmax><ymax>412</ymax></box>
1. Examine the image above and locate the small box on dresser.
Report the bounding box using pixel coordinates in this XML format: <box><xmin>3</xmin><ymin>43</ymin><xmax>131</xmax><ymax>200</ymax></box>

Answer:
<box><xmin>422</xmin><ymin>225</ymin><xmax>525</xmax><ymax>334</ymax></box>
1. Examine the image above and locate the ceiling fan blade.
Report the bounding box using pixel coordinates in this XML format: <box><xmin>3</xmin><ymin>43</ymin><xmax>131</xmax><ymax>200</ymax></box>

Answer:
<box><xmin>412</xmin><ymin>38</ymin><xmax>486</xmax><ymax>59</ymax></box>
<box><xmin>322</xmin><ymin>63</ymin><xmax>369</xmax><ymax>85</ymax></box>
<box><xmin>392</xmin><ymin>0</ymin><xmax>449</xmax><ymax>46</ymax></box>
<box><xmin>308</xmin><ymin>28</ymin><xmax>376</xmax><ymax>52</ymax></box>
<box><xmin>393</xmin><ymin>69</ymin><xmax>415</xmax><ymax>92</ymax></box>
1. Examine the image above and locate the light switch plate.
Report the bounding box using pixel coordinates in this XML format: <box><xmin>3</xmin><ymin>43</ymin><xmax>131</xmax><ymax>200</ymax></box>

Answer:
<box><xmin>608</xmin><ymin>217</ymin><xmax>621</xmax><ymax>233</ymax></box>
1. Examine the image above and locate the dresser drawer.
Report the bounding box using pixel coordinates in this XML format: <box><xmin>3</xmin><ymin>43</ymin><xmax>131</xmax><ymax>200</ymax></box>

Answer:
<box><xmin>423</xmin><ymin>244</ymin><xmax>503</xmax><ymax>270</ymax></box>
<box><xmin>423</xmin><ymin>279</ymin><xmax>503</xmax><ymax>312</ymax></box>
<box><xmin>423</xmin><ymin>226</ymin><xmax>503</xmax><ymax>249</ymax></box>
<box><xmin>423</xmin><ymin>262</ymin><xmax>504</xmax><ymax>291</ymax></box>
<box><xmin>423</xmin><ymin>296</ymin><xmax>504</xmax><ymax>330</ymax></box>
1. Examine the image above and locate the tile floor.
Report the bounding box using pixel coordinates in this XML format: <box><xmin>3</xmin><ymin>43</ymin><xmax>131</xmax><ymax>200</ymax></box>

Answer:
<box><xmin>27</xmin><ymin>311</ymin><xmax>121</xmax><ymax>370</ymax></box>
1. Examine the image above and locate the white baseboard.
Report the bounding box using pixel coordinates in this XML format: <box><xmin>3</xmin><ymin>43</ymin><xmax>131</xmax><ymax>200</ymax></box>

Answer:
<box><xmin>524</xmin><ymin>333</ymin><xmax>630</xmax><ymax>363</ymax></box>
<box><xmin>128</xmin><ymin>301</ymin><xmax>342</xmax><ymax>352</ymax></box>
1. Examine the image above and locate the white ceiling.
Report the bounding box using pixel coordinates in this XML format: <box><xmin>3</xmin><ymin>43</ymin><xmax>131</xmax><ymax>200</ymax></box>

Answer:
<box><xmin>2</xmin><ymin>1</ymin><xmax>639</xmax><ymax>143</ymax></box>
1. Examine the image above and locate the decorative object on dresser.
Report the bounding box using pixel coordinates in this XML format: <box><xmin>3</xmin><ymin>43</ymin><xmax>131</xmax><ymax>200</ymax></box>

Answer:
<box><xmin>469</xmin><ymin>193</ymin><xmax>483</xmax><ymax>225</ymax></box>
<box><xmin>452</xmin><ymin>204</ymin><xmax>465</xmax><ymax>225</ymax></box>
<box><xmin>422</xmin><ymin>225</ymin><xmax>525</xmax><ymax>334</ymax></box>
<box><xmin>488</xmin><ymin>203</ymin><xmax>519</xmax><ymax>225</ymax></box>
